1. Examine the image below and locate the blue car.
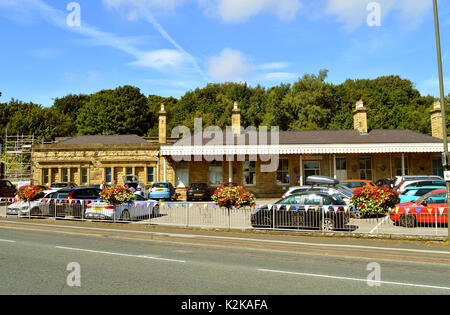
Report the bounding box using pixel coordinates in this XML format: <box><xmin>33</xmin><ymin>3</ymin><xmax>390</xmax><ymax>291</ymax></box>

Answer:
<box><xmin>149</xmin><ymin>182</ymin><xmax>176</xmax><ymax>200</ymax></box>
<box><xmin>398</xmin><ymin>186</ymin><xmax>445</xmax><ymax>203</ymax></box>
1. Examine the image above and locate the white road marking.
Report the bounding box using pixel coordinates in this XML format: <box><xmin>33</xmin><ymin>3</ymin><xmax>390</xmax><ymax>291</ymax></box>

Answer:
<box><xmin>258</xmin><ymin>268</ymin><xmax>450</xmax><ymax>291</ymax></box>
<box><xmin>0</xmin><ymin>239</ymin><xmax>15</xmax><ymax>243</ymax></box>
<box><xmin>369</xmin><ymin>216</ymin><xmax>390</xmax><ymax>234</ymax></box>
<box><xmin>1</xmin><ymin>220</ymin><xmax>449</xmax><ymax>256</ymax></box>
<box><xmin>55</xmin><ymin>246</ymin><xmax>185</xmax><ymax>263</ymax></box>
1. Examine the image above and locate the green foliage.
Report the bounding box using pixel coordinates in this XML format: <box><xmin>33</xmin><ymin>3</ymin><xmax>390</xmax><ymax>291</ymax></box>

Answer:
<box><xmin>76</xmin><ymin>85</ymin><xmax>150</xmax><ymax>135</ymax></box>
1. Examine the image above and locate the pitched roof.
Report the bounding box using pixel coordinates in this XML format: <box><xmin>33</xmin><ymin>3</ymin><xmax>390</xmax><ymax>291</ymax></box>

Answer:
<box><xmin>175</xmin><ymin>129</ymin><xmax>441</xmax><ymax>146</ymax></box>
<box><xmin>277</xmin><ymin>129</ymin><xmax>442</xmax><ymax>145</ymax></box>
<box><xmin>56</xmin><ymin>135</ymin><xmax>149</xmax><ymax>145</ymax></box>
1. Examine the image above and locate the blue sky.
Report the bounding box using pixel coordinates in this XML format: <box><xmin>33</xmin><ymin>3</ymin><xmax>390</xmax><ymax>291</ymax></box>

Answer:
<box><xmin>0</xmin><ymin>0</ymin><xmax>450</xmax><ymax>107</ymax></box>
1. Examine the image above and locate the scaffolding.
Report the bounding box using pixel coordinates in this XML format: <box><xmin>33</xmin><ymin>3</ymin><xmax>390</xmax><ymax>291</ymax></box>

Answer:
<box><xmin>2</xmin><ymin>130</ymin><xmax>35</xmax><ymax>182</ymax></box>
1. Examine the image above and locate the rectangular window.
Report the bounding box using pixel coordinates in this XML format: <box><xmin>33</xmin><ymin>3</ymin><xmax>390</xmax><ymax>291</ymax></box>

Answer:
<box><xmin>61</xmin><ymin>168</ymin><xmax>68</xmax><ymax>182</ymax></box>
<box><xmin>335</xmin><ymin>158</ymin><xmax>347</xmax><ymax>180</ymax></box>
<box><xmin>359</xmin><ymin>158</ymin><xmax>372</xmax><ymax>180</ymax></box>
<box><xmin>395</xmin><ymin>157</ymin><xmax>409</xmax><ymax>176</ymax></box>
<box><xmin>147</xmin><ymin>167</ymin><xmax>154</xmax><ymax>183</ymax></box>
<box><xmin>43</xmin><ymin>169</ymin><xmax>49</xmax><ymax>185</ymax></box>
<box><xmin>277</xmin><ymin>159</ymin><xmax>290</xmax><ymax>184</ymax></box>
<box><xmin>243</xmin><ymin>161</ymin><xmax>256</xmax><ymax>185</ymax></box>
<box><xmin>304</xmin><ymin>161</ymin><xmax>320</xmax><ymax>180</ymax></box>
<box><xmin>126</xmin><ymin>167</ymin><xmax>133</xmax><ymax>175</ymax></box>
<box><xmin>105</xmin><ymin>168</ymin><xmax>112</xmax><ymax>183</ymax></box>
<box><xmin>433</xmin><ymin>158</ymin><xmax>444</xmax><ymax>177</ymax></box>
<box><xmin>81</xmin><ymin>168</ymin><xmax>88</xmax><ymax>185</ymax></box>
<box><xmin>209</xmin><ymin>162</ymin><xmax>222</xmax><ymax>186</ymax></box>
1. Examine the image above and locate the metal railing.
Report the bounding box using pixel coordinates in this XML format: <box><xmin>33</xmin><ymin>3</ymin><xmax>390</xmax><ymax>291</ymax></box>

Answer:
<box><xmin>0</xmin><ymin>198</ymin><xmax>448</xmax><ymax>237</ymax></box>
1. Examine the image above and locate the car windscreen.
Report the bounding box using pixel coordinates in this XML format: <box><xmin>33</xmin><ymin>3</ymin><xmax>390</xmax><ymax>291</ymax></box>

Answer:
<box><xmin>53</xmin><ymin>191</ymin><xmax>70</xmax><ymax>199</ymax></box>
<box><xmin>51</xmin><ymin>183</ymin><xmax>68</xmax><ymax>188</ymax></box>
<box><xmin>190</xmin><ymin>183</ymin><xmax>207</xmax><ymax>188</ymax></box>
<box><xmin>152</xmin><ymin>183</ymin><xmax>169</xmax><ymax>188</ymax></box>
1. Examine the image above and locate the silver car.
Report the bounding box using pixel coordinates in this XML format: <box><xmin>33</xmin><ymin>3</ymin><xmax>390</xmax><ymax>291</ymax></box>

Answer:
<box><xmin>6</xmin><ymin>192</ymin><xmax>54</xmax><ymax>217</ymax></box>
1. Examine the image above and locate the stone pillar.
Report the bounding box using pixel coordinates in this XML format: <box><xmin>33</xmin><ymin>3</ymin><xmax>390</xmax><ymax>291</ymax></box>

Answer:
<box><xmin>430</xmin><ymin>101</ymin><xmax>444</xmax><ymax>139</ymax></box>
<box><xmin>353</xmin><ymin>100</ymin><xmax>368</xmax><ymax>134</ymax></box>
<box><xmin>232</xmin><ymin>101</ymin><xmax>241</xmax><ymax>135</ymax></box>
<box><xmin>159</xmin><ymin>103</ymin><xmax>167</xmax><ymax>144</ymax></box>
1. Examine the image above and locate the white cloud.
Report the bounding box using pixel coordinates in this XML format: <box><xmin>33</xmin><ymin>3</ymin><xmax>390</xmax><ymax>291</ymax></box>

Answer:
<box><xmin>325</xmin><ymin>0</ymin><xmax>432</xmax><ymax>30</ymax></box>
<box><xmin>102</xmin><ymin>0</ymin><xmax>186</xmax><ymax>19</ymax></box>
<box><xmin>207</xmin><ymin>48</ymin><xmax>253</xmax><ymax>81</ymax></box>
<box><xmin>200</xmin><ymin>0</ymin><xmax>302</xmax><ymax>23</ymax></box>
<box><xmin>130</xmin><ymin>49</ymin><xmax>190</xmax><ymax>70</ymax></box>
<box><xmin>207</xmin><ymin>48</ymin><xmax>296</xmax><ymax>83</ymax></box>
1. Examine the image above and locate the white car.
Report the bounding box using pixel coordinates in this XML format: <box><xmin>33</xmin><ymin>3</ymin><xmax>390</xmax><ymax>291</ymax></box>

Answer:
<box><xmin>6</xmin><ymin>192</ymin><xmax>54</xmax><ymax>217</ymax></box>
<box><xmin>85</xmin><ymin>194</ymin><xmax>159</xmax><ymax>221</ymax></box>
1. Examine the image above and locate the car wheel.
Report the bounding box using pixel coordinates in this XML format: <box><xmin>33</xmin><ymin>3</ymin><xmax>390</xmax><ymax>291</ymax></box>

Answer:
<box><xmin>320</xmin><ymin>218</ymin><xmax>335</xmax><ymax>231</ymax></box>
<box><xmin>353</xmin><ymin>210</ymin><xmax>364</xmax><ymax>219</ymax></box>
<box><xmin>399</xmin><ymin>214</ymin><xmax>416</xmax><ymax>228</ymax></box>
<box><xmin>262</xmin><ymin>216</ymin><xmax>273</xmax><ymax>228</ymax></box>
<box><xmin>121</xmin><ymin>210</ymin><xmax>131</xmax><ymax>221</ymax></box>
<box><xmin>30</xmin><ymin>207</ymin><xmax>41</xmax><ymax>216</ymax></box>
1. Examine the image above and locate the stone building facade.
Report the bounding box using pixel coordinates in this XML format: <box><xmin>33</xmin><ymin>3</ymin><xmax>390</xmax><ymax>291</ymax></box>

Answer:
<box><xmin>31</xmin><ymin>135</ymin><xmax>176</xmax><ymax>188</ymax></box>
<box><xmin>31</xmin><ymin>100</ymin><xmax>446</xmax><ymax>199</ymax></box>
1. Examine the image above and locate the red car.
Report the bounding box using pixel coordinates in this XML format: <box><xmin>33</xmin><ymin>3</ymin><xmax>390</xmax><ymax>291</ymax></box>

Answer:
<box><xmin>390</xmin><ymin>189</ymin><xmax>448</xmax><ymax>227</ymax></box>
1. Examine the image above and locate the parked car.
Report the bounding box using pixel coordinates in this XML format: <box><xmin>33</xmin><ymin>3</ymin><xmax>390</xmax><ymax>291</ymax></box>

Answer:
<box><xmin>85</xmin><ymin>194</ymin><xmax>159</xmax><ymax>221</ymax></box>
<box><xmin>390</xmin><ymin>189</ymin><xmax>448</xmax><ymax>227</ymax></box>
<box><xmin>282</xmin><ymin>186</ymin><xmax>353</xmax><ymax>205</ymax></box>
<box><xmin>251</xmin><ymin>192</ymin><xmax>349</xmax><ymax>231</ymax></box>
<box><xmin>149</xmin><ymin>182</ymin><xmax>176</xmax><ymax>200</ymax></box>
<box><xmin>375</xmin><ymin>178</ymin><xmax>395</xmax><ymax>188</ymax></box>
<box><xmin>6</xmin><ymin>192</ymin><xmax>53</xmax><ymax>217</ymax></box>
<box><xmin>48</xmin><ymin>187</ymin><xmax>102</xmax><ymax>218</ymax></box>
<box><xmin>0</xmin><ymin>179</ymin><xmax>17</xmax><ymax>197</ymax></box>
<box><xmin>122</xmin><ymin>175</ymin><xmax>149</xmax><ymax>199</ymax></box>
<box><xmin>49</xmin><ymin>182</ymin><xmax>77</xmax><ymax>190</ymax></box>
<box><xmin>339</xmin><ymin>180</ymin><xmax>375</xmax><ymax>191</ymax></box>
<box><xmin>398</xmin><ymin>186</ymin><xmax>445</xmax><ymax>204</ymax></box>
<box><xmin>186</xmin><ymin>183</ymin><xmax>212</xmax><ymax>201</ymax></box>
<box><xmin>397</xmin><ymin>179</ymin><xmax>445</xmax><ymax>194</ymax></box>
<box><xmin>393</xmin><ymin>175</ymin><xmax>443</xmax><ymax>191</ymax></box>
<box><xmin>305</xmin><ymin>176</ymin><xmax>354</xmax><ymax>195</ymax></box>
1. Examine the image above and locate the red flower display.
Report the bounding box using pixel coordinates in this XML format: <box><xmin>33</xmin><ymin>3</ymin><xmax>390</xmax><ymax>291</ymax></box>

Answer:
<box><xmin>100</xmin><ymin>185</ymin><xmax>136</xmax><ymax>205</ymax></box>
<box><xmin>212</xmin><ymin>185</ymin><xmax>256</xmax><ymax>209</ymax></box>
<box><xmin>350</xmin><ymin>185</ymin><xmax>399</xmax><ymax>217</ymax></box>
<box><xmin>17</xmin><ymin>185</ymin><xmax>44</xmax><ymax>202</ymax></box>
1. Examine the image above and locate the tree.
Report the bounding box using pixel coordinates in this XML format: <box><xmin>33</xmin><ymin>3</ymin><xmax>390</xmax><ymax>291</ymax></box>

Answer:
<box><xmin>76</xmin><ymin>86</ymin><xmax>150</xmax><ymax>135</ymax></box>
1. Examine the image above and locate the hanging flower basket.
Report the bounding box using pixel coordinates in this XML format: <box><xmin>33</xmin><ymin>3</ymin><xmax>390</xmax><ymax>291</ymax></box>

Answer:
<box><xmin>350</xmin><ymin>185</ymin><xmax>399</xmax><ymax>217</ymax></box>
<box><xmin>17</xmin><ymin>185</ymin><xmax>45</xmax><ymax>202</ymax></box>
<box><xmin>212</xmin><ymin>185</ymin><xmax>256</xmax><ymax>209</ymax></box>
<box><xmin>100</xmin><ymin>186</ymin><xmax>136</xmax><ymax>205</ymax></box>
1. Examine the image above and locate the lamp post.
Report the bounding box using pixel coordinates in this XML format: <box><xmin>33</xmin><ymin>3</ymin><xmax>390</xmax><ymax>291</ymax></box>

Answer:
<box><xmin>432</xmin><ymin>0</ymin><xmax>450</xmax><ymax>242</ymax></box>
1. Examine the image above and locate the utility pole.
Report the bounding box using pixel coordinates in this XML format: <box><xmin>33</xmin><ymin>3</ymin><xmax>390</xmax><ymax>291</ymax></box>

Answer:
<box><xmin>433</xmin><ymin>0</ymin><xmax>450</xmax><ymax>242</ymax></box>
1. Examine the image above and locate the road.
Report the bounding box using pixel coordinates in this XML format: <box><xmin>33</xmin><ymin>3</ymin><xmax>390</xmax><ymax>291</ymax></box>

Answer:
<box><xmin>0</xmin><ymin>219</ymin><xmax>449</xmax><ymax>297</ymax></box>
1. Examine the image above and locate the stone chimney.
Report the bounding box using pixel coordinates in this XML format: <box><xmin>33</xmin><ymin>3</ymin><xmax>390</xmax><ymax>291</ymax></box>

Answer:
<box><xmin>158</xmin><ymin>103</ymin><xmax>167</xmax><ymax>144</ymax></box>
<box><xmin>231</xmin><ymin>101</ymin><xmax>241</xmax><ymax>135</ymax></box>
<box><xmin>353</xmin><ymin>100</ymin><xmax>368</xmax><ymax>134</ymax></box>
<box><xmin>430</xmin><ymin>101</ymin><xmax>444</xmax><ymax>139</ymax></box>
